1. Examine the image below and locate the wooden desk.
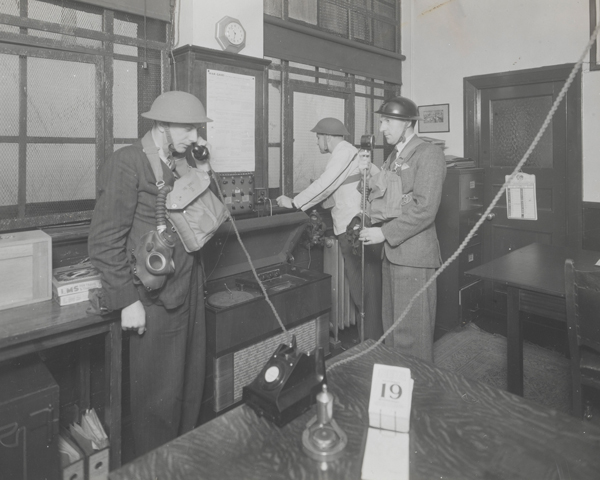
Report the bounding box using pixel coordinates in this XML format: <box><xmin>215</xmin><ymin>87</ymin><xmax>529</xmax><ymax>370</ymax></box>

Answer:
<box><xmin>110</xmin><ymin>340</ymin><xmax>600</xmax><ymax>480</ymax></box>
<box><xmin>0</xmin><ymin>300</ymin><xmax>122</xmax><ymax>468</ymax></box>
<box><xmin>466</xmin><ymin>242</ymin><xmax>600</xmax><ymax>395</ymax></box>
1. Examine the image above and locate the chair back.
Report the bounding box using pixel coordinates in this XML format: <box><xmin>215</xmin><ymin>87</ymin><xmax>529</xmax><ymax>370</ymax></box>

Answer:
<box><xmin>565</xmin><ymin>259</ymin><xmax>600</xmax><ymax>352</ymax></box>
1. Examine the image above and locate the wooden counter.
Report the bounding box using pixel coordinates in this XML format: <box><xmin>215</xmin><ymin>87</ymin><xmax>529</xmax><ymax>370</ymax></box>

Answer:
<box><xmin>110</xmin><ymin>340</ymin><xmax>600</xmax><ymax>480</ymax></box>
<box><xmin>0</xmin><ymin>299</ymin><xmax>122</xmax><ymax>468</ymax></box>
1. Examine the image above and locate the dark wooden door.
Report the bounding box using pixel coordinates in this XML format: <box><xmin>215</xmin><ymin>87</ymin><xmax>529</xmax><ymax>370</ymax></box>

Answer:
<box><xmin>465</xmin><ymin>65</ymin><xmax>582</xmax><ymax>320</ymax></box>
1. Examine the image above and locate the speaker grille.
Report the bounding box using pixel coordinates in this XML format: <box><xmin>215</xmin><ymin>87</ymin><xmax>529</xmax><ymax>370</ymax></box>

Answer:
<box><xmin>213</xmin><ymin>317</ymin><xmax>324</xmax><ymax>412</ymax></box>
<box><xmin>233</xmin><ymin>320</ymin><xmax>317</xmax><ymax>402</ymax></box>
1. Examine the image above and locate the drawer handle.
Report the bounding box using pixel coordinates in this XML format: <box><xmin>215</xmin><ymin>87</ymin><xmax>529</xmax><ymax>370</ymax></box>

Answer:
<box><xmin>477</xmin><ymin>212</ymin><xmax>495</xmax><ymax>221</ymax></box>
<box><xmin>467</xmin><ymin>196</ymin><xmax>479</xmax><ymax>200</ymax></box>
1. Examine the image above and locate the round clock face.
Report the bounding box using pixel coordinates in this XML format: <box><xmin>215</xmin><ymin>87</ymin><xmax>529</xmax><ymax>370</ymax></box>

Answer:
<box><xmin>225</xmin><ymin>22</ymin><xmax>245</xmax><ymax>46</ymax></box>
<box><xmin>264</xmin><ymin>365</ymin><xmax>280</xmax><ymax>383</ymax></box>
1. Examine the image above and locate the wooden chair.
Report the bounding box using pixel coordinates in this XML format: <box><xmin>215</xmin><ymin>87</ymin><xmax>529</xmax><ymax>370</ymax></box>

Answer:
<box><xmin>564</xmin><ymin>258</ymin><xmax>600</xmax><ymax>418</ymax></box>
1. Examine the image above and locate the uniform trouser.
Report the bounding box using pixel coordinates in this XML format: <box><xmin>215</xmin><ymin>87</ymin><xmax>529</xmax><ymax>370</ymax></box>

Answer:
<box><xmin>337</xmin><ymin>233</ymin><xmax>383</xmax><ymax>340</ymax></box>
<box><xmin>382</xmin><ymin>257</ymin><xmax>436</xmax><ymax>363</ymax></box>
<box><xmin>129</xmin><ymin>263</ymin><xmax>206</xmax><ymax>457</ymax></box>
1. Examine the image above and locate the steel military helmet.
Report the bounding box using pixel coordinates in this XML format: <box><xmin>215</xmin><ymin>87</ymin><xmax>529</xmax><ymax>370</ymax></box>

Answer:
<box><xmin>141</xmin><ymin>91</ymin><xmax>213</xmax><ymax>124</ymax></box>
<box><xmin>310</xmin><ymin>117</ymin><xmax>350</xmax><ymax>136</ymax></box>
<box><xmin>376</xmin><ymin>96</ymin><xmax>422</xmax><ymax>121</ymax></box>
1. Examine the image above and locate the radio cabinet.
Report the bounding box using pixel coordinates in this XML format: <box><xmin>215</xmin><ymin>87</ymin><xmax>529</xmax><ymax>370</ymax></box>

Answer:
<box><xmin>435</xmin><ymin>168</ymin><xmax>484</xmax><ymax>337</ymax></box>
<box><xmin>199</xmin><ymin>212</ymin><xmax>331</xmax><ymax>423</ymax></box>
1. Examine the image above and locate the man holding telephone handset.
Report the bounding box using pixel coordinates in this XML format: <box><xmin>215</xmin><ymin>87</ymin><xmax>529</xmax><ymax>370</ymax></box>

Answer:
<box><xmin>276</xmin><ymin>118</ymin><xmax>384</xmax><ymax>341</ymax></box>
<box><xmin>89</xmin><ymin>91</ymin><xmax>213</xmax><ymax>459</ymax></box>
<box><xmin>358</xmin><ymin>96</ymin><xmax>446</xmax><ymax>363</ymax></box>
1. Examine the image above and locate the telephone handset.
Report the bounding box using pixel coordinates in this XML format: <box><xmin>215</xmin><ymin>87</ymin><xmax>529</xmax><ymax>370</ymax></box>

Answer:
<box><xmin>171</xmin><ymin>143</ymin><xmax>210</xmax><ymax>163</ymax></box>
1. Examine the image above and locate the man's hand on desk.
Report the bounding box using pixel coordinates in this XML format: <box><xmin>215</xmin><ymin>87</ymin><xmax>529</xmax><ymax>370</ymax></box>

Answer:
<box><xmin>276</xmin><ymin>195</ymin><xmax>294</xmax><ymax>209</ymax></box>
<box><xmin>121</xmin><ymin>300</ymin><xmax>146</xmax><ymax>335</ymax></box>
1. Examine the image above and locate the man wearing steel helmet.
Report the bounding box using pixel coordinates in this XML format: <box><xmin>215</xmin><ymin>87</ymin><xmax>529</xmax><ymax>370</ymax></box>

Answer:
<box><xmin>276</xmin><ymin>118</ymin><xmax>383</xmax><ymax>340</ymax></box>
<box><xmin>89</xmin><ymin>91</ymin><xmax>212</xmax><ymax>458</ymax></box>
<box><xmin>358</xmin><ymin>96</ymin><xmax>446</xmax><ymax>362</ymax></box>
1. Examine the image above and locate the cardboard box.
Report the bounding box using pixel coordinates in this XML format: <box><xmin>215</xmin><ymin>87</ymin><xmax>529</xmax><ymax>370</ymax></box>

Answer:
<box><xmin>69</xmin><ymin>427</ymin><xmax>109</xmax><ymax>480</ymax></box>
<box><xmin>52</xmin><ymin>263</ymin><xmax>101</xmax><ymax>297</ymax></box>
<box><xmin>0</xmin><ymin>230</ymin><xmax>52</xmax><ymax>311</ymax></box>
<box><xmin>59</xmin><ymin>432</ymin><xmax>85</xmax><ymax>480</ymax></box>
<box><xmin>53</xmin><ymin>290</ymin><xmax>91</xmax><ymax>307</ymax></box>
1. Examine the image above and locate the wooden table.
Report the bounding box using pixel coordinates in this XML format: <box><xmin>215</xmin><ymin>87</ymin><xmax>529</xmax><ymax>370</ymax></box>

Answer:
<box><xmin>110</xmin><ymin>340</ymin><xmax>600</xmax><ymax>480</ymax></box>
<box><xmin>465</xmin><ymin>242</ymin><xmax>600</xmax><ymax>395</ymax></box>
<box><xmin>0</xmin><ymin>300</ymin><xmax>122</xmax><ymax>468</ymax></box>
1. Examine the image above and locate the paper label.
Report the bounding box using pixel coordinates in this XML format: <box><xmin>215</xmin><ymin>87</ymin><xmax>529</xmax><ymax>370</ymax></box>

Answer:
<box><xmin>505</xmin><ymin>172</ymin><xmax>537</xmax><ymax>220</ymax></box>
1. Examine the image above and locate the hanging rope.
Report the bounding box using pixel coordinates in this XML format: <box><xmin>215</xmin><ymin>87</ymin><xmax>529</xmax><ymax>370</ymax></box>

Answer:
<box><xmin>327</xmin><ymin>20</ymin><xmax>600</xmax><ymax>373</ymax></box>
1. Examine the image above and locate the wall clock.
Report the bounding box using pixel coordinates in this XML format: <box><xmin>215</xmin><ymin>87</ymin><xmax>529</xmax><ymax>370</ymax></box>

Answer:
<box><xmin>215</xmin><ymin>16</ymin><xmax>246</xmax><ymax>53</ymax></box>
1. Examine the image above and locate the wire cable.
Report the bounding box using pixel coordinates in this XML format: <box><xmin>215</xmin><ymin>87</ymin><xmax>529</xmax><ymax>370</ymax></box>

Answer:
<box><xmin>209</xmin><ymin>165</ymin><xmax>292</xmax><ymax>342</ymax></box>
<box><xmin>327</xmin><ymin>20</ymin><xmax>600</xmax><ymax>373</ymax></box>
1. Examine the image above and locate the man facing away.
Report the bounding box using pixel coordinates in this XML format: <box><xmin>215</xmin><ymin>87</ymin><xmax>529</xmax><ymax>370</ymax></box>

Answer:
<box><xmin>277</xmin><ymin>118</ymin><xmax>383</xmax><ymax>340</ymax></box>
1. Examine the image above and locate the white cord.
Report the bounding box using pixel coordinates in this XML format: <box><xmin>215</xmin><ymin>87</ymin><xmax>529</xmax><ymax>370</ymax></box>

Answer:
<box><xmin>210</xmin><ymin>170</ymin><xmax>291</xmax><ymax>341</ymax></box>
<box><xmin>327</xmin><ymin>20</ymin><xmax>600</xmax><ymax>373</ymax></box>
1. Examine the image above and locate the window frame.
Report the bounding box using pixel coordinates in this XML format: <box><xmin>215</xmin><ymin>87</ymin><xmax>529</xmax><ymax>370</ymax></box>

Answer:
<box><xmin>266</xmin><ymin>58</ymin><xmax>400</xmax><ymax>198</ymax></box>
<box><xmin>0</xmin><ymin>0</ymin><xmax>169</xmax><ymax>232</ymax></box>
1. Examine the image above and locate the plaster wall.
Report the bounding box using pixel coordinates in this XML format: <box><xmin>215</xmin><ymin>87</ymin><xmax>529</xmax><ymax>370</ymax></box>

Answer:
<box><xmin>175</xmin><ymin>0</ymin><xmax>264</xmax><ymax>58</ymax></box>
<box><xmin>404</xmin><ymin>0</ymin><xmax>600</xmax><ymax>202</ymax></box>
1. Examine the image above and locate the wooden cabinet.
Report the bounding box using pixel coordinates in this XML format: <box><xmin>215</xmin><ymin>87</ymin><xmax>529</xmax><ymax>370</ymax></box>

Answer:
<box><xmin>435</xmin><ymin>168</ymin><xmax>484</xmax><ymax>337</ymax></box>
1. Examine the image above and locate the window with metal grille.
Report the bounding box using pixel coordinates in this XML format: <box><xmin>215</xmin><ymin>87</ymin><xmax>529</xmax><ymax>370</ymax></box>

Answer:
<box><xmin>265</xmin><ymin>0</ymin><xmax>399</xmax><ymax>53</ymax></box>
<box><xmin>266</xmin><ymin>58</ymin><xmax>399</xmax><ymax>197</ymax></box>
<box><xmin>0</xmin><ymin>0</ymin><xmax>168</xmax><ymax>232</ymax></box>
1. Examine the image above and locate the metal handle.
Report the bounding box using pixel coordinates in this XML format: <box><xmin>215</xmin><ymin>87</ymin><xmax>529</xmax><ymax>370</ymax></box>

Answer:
<box><xmin>478</xmin><ymin>212</ymin><xmax>495</xmax><ymax>221</ymax></box>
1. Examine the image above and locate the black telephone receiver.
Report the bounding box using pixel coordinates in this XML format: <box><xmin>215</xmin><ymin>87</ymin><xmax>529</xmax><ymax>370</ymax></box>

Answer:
<box><xmin>189</xmin><ymin>144</ymin><xmax>210</xmax><ymax>162</ymax></box>
<box><xmin>360</xmin><ymin>134</ymin><xmax>375</xmax><ymax>151</ymax></box>
<box><xmin>171</xmin><ymin>144</ymin><xmax>210</xmax><ymax>162</ymax></box>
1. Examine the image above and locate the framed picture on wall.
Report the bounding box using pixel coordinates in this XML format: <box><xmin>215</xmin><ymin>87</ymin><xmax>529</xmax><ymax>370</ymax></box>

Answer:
<box><xmin>591</xmin><ymin>0</ymin><xmax>600</xmax><ymax>71</ymax></box>
<box><xmin>418</xmin><ymin>104</ymin><xmax>449</xmax><ymax>133</ymax></box>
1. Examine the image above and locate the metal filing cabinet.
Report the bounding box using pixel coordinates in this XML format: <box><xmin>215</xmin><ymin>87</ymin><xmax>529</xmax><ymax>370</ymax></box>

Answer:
<box><xmin>435</xmin><ymin>168</ymin><xmax>484</xmax><ymax>337</ymax></box>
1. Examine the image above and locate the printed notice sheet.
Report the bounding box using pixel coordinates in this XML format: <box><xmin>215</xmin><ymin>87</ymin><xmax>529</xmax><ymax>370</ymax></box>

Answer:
<box><xmin>206</xmin><ymin>69</ymin><xmax>255</xmax><ymax>172</ymax></box>
<box><xmin>505</xmin><ymin>172</ymin><xmax>537</xmax><ymax>220</ymax></box>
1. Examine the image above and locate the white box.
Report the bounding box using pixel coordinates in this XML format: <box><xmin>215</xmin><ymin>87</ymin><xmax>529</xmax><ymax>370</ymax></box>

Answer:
<box><xmin>0</xmin><ymin>230</ymin><xmax>52</xmax><ymax>311</ymax></box>
<box><xmin>368</xmin><ymin>364</ymin><xmax>414</xmax><ymax>433</ymax></box>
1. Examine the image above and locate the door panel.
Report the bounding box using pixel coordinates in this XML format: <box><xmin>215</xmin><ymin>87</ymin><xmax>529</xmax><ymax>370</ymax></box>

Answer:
<box><xmin>465</xmin><ymin>65</ymin><xmax>581</xmax><ymax>320</ymax></box>
<box><xmin>481</xmin><ymin>81</ymin><xmax>567</xmax><ymax>255</ymax></box>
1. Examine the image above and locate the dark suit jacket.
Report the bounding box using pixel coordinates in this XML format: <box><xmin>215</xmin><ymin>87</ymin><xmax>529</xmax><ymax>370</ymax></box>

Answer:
<box><xmin>380</xmin><ymin>135</ymin><xmax>447</xmax><ymax>268</ymax></box>
<box><xmin>88</xmin><ymin>137</ymin><xmax>195</xmax><ymax>311</ymax></box>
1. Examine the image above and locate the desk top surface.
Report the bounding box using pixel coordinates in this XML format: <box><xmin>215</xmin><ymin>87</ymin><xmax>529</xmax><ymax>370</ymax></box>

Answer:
<box><xmin>110</xmin><ymin>340</ymin><xmax>600</xmax><ymax>480</ymax></box>
<box><xmin>0</xmin><ymin>300</ymin><xmax>117</xmax><ymax>354</ymax></box>
<box><xmin>466</xmin><ymin>242</ymin><xmax>600</xmax><ymax>297</ymax></box>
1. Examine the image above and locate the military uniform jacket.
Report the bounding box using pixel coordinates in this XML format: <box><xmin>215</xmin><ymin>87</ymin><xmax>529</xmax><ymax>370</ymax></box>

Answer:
<box><xmin>380</xmin><ymin>135</ymin><xmax>447</xmax><ymax>268</ymax></box>
<box><xmin>89</xmin><ymin>137</ymin><xmax>195</xmax><ymax>311</ymax></box>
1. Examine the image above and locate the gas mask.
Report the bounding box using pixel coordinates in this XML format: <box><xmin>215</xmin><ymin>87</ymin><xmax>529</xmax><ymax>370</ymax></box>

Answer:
<box><xmin>132</xmin><ymin>185</ymin><xmax>176</xmax><ymax>291</ymax></box>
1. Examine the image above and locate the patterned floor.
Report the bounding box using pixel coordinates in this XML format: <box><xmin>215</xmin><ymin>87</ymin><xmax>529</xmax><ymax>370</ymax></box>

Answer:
<box><xmin>434</xmin><ymin>323</ymin><xmax>572</xmax><ymax>413</ymax></box>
